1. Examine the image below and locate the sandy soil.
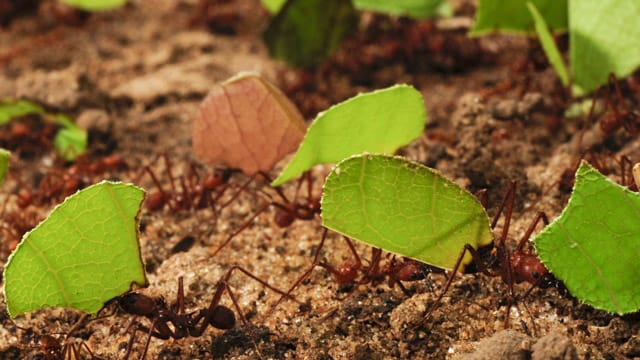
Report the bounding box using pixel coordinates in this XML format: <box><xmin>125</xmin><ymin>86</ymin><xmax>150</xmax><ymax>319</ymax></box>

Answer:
<box><xmin>0</xmin><ymin>1</ymin><xmax>639</xmax><ymax>359</ymax></box>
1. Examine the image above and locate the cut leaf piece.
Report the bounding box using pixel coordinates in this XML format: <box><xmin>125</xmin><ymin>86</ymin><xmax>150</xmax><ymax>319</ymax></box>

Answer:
<box><xmin>570</xmin><ymin>1</ymin><xmax>640</xmax><ymax>94</ymax></box>
<box><xmin>470</xmin><ymin>0</ymin><xmax>567</xmax><ymax>35</ymax></box>
<box><xmin>0</xmin><ymin>149</ymin><xmax>9</xmax><ymax>185</ymax></box>
<box><xmin>321</xmin><ymin>154</ymin><xmax>492</xmax><ymax>270</ymax></box>
<box><xmin>534</xmin><ymin>161</ymin><xmax>640</xmax><ymax>314</ymax></box>
<box><xmin>53</xmin><ymin>115</ymin><xmax>89</xmax><ymax>162</ymax></box>
<box><xmin>60</xmin><ymin>0</ymin><xmax>126</xmax><ymax>11</ymax></box>
<box><xmin>264</xmin><ymin>0</ymin><xmax>358</xmax><ymax>67</ymax></box>
<box><xmin>527</xmin><ymin>2</ymin><xmax>569</xmax><ymax>86</ymax></box>
<box><xmin>193</xmin><ymin>72</ymin><xmax>306</xmax><ymax>175</ymax></box>
<box><xmin>261</xmin><ymin>0</ymin><xmax>286</xmax><ymax>13</ymax></box>
<box><xmin>3</xmin><ymin>181</ymin><xmax>148</xmax><ymax>317</ymax></box>
<box><xmin>272</xmin><ymin>85</ymin><xmax>426</xmax><ymax>186</ymax></box>
<box><xmin>0</xmin><ymin>99</ymin><xmax>44</xmax><ymax>125</ymax></box>
<box><xmin>353</xmin><ymin>0</ymin><xmax>451</xmax><ymax>19</ymax></box>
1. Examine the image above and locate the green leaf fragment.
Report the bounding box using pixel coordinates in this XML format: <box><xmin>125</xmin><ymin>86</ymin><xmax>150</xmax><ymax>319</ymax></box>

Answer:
<box><xmin>60</xmin><ymin>0</ymin><xmax>127</xmax><ymax>11</ymax></box>
<box><xmin>321</xmin><ymin>154</ymin><xmax>492</xmax><ymax>270</ymax></box>
<box><xmin>53</xmin><ymin>116</ymin><xmax>89</xmax><ymax>162</ymax></box>
<box><xmin>527</xmin><ymin>2</ymin><xmax>569</xmax><ymax>86</ymax></box>
<box><xmin>0</xmin><ymin>149</ymin><xmax>9</xmax><ymax>185</ymax></box>
<box><xmin>353</xmin><ymin>0</ymin><xmax>451</xmax><ymax>19</ymax></box>
<box><xmin>470</xmin><ymin>0</ymin><xmax>567</xmax><ymax>35</ymax></box>
<box><xmin>0</xmin><ymin>99</ymin><xmax>88</xmax><ymax>160</ymax></box>
<box><xmin>569</xmin><ymin>1</ymin><xmax>640</xmax><ymax>94</ymax></box>
<box><xmin>261</xmin><ymin>0</ymin><xmax>287</xmax><ymax>13</ymax></box>
<box><xmin>0</xmin><ymin>99</ymin><xmax>45</xmax><ymax>124</ymax></box>
<box><xmin>264</xmin><ymin>0</ymin><xmax>358</xmax><ymax>67</ymax></box>
<box><xmin>533</xmin><ymin>161</ymin><xmax>640</xmax><ymax>314</ymax></box>
<box><xmin>272</xmin><ymin>85</ymin><xmax>426</xmax><ymax>186</ymax></box>
<box><xmin>3</xmin><ymin>181</ymin><xmax>148</xmax><ymax>317</ymax></box>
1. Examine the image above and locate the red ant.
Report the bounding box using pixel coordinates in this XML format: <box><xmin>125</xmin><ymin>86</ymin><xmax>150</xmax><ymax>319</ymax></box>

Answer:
<box><xmin>259</xmin><ymin>171</ymin><xmax>320</xmax><ymax>228</ymax></box>
<box><xmin>208</xmin><ymin>171</ymin><xmax>321</xmax><ymax>257</ymax></box>
<box><xmin>116</xmin><ymin>266</ymin><xmax>297</xmax><ymax>359</ymax></box>
<box><xmin>423</xmin><ymin>181</ymin><xmax>561</xmax><ymax>331</ymax></box>
<box><xmin>0</xmin><ymin>205</ymin><xmax>42</xmax><ymax>256</ymax></box>
<box><xmin>276</xmin><ymin>182</ymin><xmax>559</xmax><ymax>333</ymax></box>
<box><xmin>269</xmin><ymin>228</ymin><xmax>443</xmax><ymax>311</ymax></box>
<box><xmin>138</xmin><ymin>154</ymin><xmax>238</xmax><ymax>213</ymax></box>
<box><xmin>15</xmin><ymin>153</ymin><xmax>128</xmax><ymax>208</ymax></box>
<box><xmin>598</xmin><ymin>73</ymin><xmax>640</xmax><ymax>134</ymax></box>
<box><xmin>15</xmin><ymin>321</ymin><xmax>95</xmax><ymax>360</ymax></box>
<box><xmin>0</xmin><ymin>115</ymin><xmax>59</xmax><ymax>159</ymax></box>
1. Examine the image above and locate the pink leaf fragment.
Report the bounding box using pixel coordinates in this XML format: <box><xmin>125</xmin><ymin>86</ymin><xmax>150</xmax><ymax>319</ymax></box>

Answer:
<box><xmin>193</xmin><ymin>72</ymin><xmax>306</xmax><ymax>175</ymax></box>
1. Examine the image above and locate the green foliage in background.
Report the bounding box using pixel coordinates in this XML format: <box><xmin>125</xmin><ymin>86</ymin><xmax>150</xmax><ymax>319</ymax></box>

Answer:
<box><xmin>264</xmin><ymin>0</ymin><xmax>358</xmax><ymax>68</ymax></box>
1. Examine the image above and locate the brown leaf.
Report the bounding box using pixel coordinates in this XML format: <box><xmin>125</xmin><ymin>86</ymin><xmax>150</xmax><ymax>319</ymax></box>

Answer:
<box><xmin>193</xmin><ymin>72</ymin><xmax>306</xmax><ymax>175</ymax></box>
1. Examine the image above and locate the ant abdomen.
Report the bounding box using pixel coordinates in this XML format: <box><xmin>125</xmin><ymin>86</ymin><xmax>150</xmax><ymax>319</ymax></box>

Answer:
<box><xmin>209</xmin><ymin>305</ymin><xmax>235</xmax><ymax>330</ymax></box>
<box><xmin>274</xmin><ymin>209</ymin><xmax>295</xmax><ymax>228</ymax></box>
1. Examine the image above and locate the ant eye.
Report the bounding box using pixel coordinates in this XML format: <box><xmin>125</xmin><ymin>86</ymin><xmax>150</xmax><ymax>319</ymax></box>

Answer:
<box><xmin>532</xmin><ymin>271</ymin><xmax>539</xmax><ymax>279</ymax></box>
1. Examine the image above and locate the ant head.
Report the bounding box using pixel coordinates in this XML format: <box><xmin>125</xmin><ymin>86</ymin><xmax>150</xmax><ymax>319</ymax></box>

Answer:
<box><xmin>38</xmin><ymin>334</ymin><xmax>62</xmax><ymax>357</ymax></box>
<box><xmin>512</xmin><ymin>252</ymin><xmax>548</xmax><ymax>285</ymax></box>
<box><xmin>203</xmin><ymin>168</ymin><xmax>233</xmax><ymax>190</ymax></box>
<box><xmin>394</xmin><ymin>260</ymin><xmax>428</xmax><ymax>282</ymax></box>
<box><xmin>210</xmin><ymin>305</ymin><xmax>235</xmax><ymax>330</ymax></box>
<box><xmin>145</xmin><ymin>191</ymin><xmax>167</xmax><ymax>211</ymax></box>
<box><xmin>600</xmin><ymin>111</ymin><xmax>621</xmax><ymax>134</ymax></box>
<box><xmin>118</xmin><ymin>293</ymin><xmax>158</xmax><ymax>317</ymax></box>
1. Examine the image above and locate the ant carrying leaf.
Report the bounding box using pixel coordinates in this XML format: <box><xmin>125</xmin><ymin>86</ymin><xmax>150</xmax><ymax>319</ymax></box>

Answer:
<box><xmin>115</xmin><ymin>266</ymin><xmax>298</xmax><ymax>359</ymax></box>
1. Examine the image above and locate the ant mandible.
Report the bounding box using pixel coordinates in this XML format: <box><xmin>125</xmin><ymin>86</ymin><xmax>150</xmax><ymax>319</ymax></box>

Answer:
<box><xmin>116</xmin><ymin>266</ymin><xmax>297</xmax><ymax>359</ymax></box>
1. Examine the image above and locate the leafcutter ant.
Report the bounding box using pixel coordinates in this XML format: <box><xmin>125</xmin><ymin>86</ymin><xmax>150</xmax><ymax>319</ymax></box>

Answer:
<box><xmin>137</xmin><ymin>154</ymin><xmax>240</xmax><ymax>213</ymax></box>
<box><xmin>423</xmin><ymin>181</ymin><xmax>562</xmax><ymax>332</ymax></box>
<box><xmin>116</xmin><ymin>266</ymin><xmax>297</xmax><ymax>359</ymax></box>
<box><xmin>208</xmin><ymin>171</ymin><xmax>321</xmax><ymax>258</ymax></box>
<box><xmin>259</xmin><ymin>171</ymin><xmax>320</xmax><ymax>228</ymax></box>
<box><xmin>598</xmin><ymin>73</ymin><xmax>640</xmax><ymax>135</ymax></box>
<box><xmin>272</xmin><ymin>228</ymin><xmax>442</xmax><ymax>310</ymax></box>
<box><xmin>15</xmin><ymin>319</ymin><xmax>95</xmax><ymax>360</ymax></box>
<box><xmin>14</xmin><ymin>153</ymin><xmax>129</xmax><ymax>209</ymax></box>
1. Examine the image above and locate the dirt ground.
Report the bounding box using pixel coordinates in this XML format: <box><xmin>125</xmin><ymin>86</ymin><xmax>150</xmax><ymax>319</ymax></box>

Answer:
<box><xmin>1</xmin><ymin>1</ymin><xmax>639</xmax><ymax>359</ymax></box>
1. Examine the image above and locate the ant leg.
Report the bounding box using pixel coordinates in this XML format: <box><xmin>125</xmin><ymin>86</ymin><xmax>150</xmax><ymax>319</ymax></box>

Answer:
<box><xmin>258</xmin><ymin>171</ymin><xmax>291</xmax><ymax>204</ymax></box>
<box><xmin>491</xmin><ymin>180</ymin><xmax>516</xmax><ymax>231</ymax></box>
<box><xmin>174</xmin><ymin>276</ymin><xmax>185</xmax><ymax>315</ymax></box>
<box><xmin>269</xmin><ymin>228</ymin><xmax>330</xmax><ymax>313</ymax></box>
<box><xmin>217</xmin><ymin>174</ymin><xmax>255</xmax><ymax>210</ymax></box>
<box><xmin>474</xmin><ymin>188</ymin><xmax>488</xmax><ymax>210</ymax></box>
<box><xmin>144</xmin><ymin>166</ymin><xmax>171</xmax><ymax>211</ymax></box>
<box><xmin>304</xmin><ymin>171</ymin><xmax>314</xmax><ymax>203</ymax></box>
<box><xmin>221</xmin><ymin>281</ymin><xmax>265</xmax><ymax>360</ymax></box>
<box><xmin>210</xmin><ymin>200</ymin><xmax>271</xmax><ymax>257</ymax></box>
<box><xmin>423</xmin><ymin>243</ymin><xmax>482</xmax><ymax>323</ymax></box>
<box><xmin>162</xmin><ymin>153</ymin><xmax>178</xmax><ymax>197</ymax></box>
<box><xmin>515</xmin><ymin>212</ymin><xmax>549</xmax><ymax>252</ymax></box>
<box><xmin>317</xmin><ymin>236</ymin><xmax>365</xmax><ymax>287</ymax></box>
